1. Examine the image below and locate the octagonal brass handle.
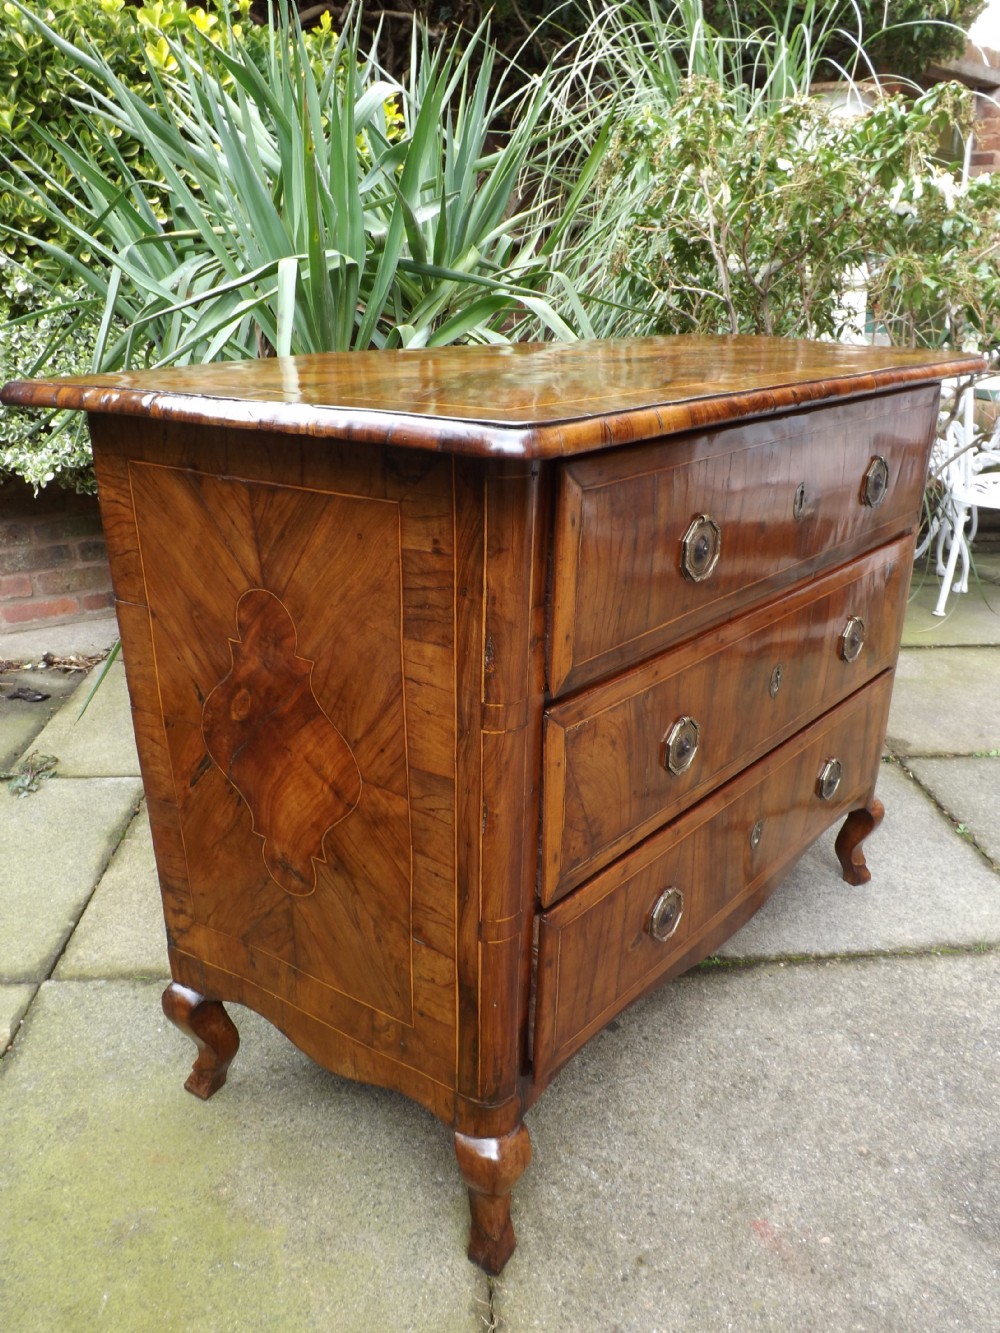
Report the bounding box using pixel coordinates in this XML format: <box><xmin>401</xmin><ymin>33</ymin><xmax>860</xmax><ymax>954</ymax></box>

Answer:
<box><xmin>648</xmin><ymin>887</ymin><xmax>684</xmax><ymax>943</ymax></box>
<box><xmin>681</xmin><ymin>514</ymin><xmax>721</xmax><ymax>582</ymax></box>
<box><xmin>839</xmin><ymin>616</ymin><xmax>865</xmax><ymax>663</ymax></box>
<box><xmin>817</xmin><ymin>758</ymin><xmax>843</xmax><ymax>801</ymax></box>
<box><xmin>862</xmin><ymin>456</ymin><xmax>890</xmax><ymax>508</ymax></box>
<box><xmin>662</xmin><ymin>715</ymin><xmax>700</xmax><ymax>775</ymax></box>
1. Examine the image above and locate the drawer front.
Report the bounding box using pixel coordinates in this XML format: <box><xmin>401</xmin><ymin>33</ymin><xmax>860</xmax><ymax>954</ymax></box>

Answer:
<box><xmin>532</xmin><ymin>674</ymin><xmax>893</xmax><ymax>1084</ymax></box>
<box><xmin>541</xmin><ymin>536</ymin><xmax>912</xmax><ymax>904</ymax></box>
<box><xmin>547</xmin><ymin>387</ymin><xmax>938</xmax><ymax>695</ymax></box>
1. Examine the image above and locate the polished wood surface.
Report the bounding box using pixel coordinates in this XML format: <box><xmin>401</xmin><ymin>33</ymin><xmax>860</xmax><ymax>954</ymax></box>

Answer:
<box><xmin>0</xmin><ymin>337</ymin><xmax>984</xmax><ymax>459</ymax></box>
<box><xmin>835</xmin><ymin>798</ymin><xmax>886</xmax><ymax>886</ymax></box>
<box><xmin>201</xmin><ymin>588</ymin><xmax>363</xmax><ymax>895</ymax></box>
<box><xmin>542</xmin><ymin>536</ymin><xmax>912</xmax><ymax>902</ymax></box>
<box><xmin>94</xmin><ymin>416</ymin><xmax>464</xmax><ymax>1118</ymax></box>
<box><xmin>3</xmin><ymin>335</ymin><xmax>964</xmax><ymax>1275</ymax></box>
<box><xmin>161</xmin><ymin>983</ymin><xmax>241</xmax><ymax>1100</ymax></box>
<box><xmin>533</xmin><ymin>674</ymin><xmax>893</xmax><ymax>1086</ymax></box>
<box><xmin>547</xmin><ymin>389</ymin><xmax>937</xmax><ymax>694</ymax></box>
<box><xmin>454</xmin><ymin>1124</ymin><xmax>533</xmax><ymax>1274</ymax></box>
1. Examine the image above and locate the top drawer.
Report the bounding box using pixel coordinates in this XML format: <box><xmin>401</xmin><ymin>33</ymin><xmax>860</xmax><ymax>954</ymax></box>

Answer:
<box><xmin>547</xmin><ymin>386</ymin><xmax>938</xmax><ymax>695</ymax></box>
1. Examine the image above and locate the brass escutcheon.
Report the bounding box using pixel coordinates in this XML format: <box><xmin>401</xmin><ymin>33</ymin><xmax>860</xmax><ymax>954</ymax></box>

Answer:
<box><xmin>648</xmin><ymin>887</ymin><xmax>684</xmax><ymax>943</ymax></box>
<box><xmin>681</xmin><ymin>514</ymin><xmax>722</xmax><ymax>582</ymax></box>
<box><xmin>769</xmin><ymin>663</ymin><xmax>783</xmax><ymax>698</ymax></box>
<box><xmin>862</xmin><ymin>455</ymin><xmax>890</xmax><ymax>508</ymax></box>
<box><xmin>792</xmin><ymin>482</ymin><xmax>808</xmax><ymax>521</ymax></box>
<box><xmin>817</xmin><ymin>758</ymin><xmax>843</xmax><ymax>801</ymax></box>
<box><xmin>750</xmin><ymin>818</ymin><xmax>765</xmax><ymax>850</ymax></box>
<box><xmin>663</xmin><ymin>715</ymin><xmax>700</xmax><ymax>775</ymax></box>
<box><xmin>839</xmin><ymin>616</ymin><xmax>866</xmax><ymax>663</ymax></box>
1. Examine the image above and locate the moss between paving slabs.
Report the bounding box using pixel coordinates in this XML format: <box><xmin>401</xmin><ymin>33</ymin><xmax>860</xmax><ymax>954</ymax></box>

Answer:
<box><xmin>0</xmin><ymin>982</ymin><xmax>485</xmax><ymax>1332</ymax></box>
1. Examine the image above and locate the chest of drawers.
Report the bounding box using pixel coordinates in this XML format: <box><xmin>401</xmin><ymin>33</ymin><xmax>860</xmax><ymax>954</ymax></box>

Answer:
<box><xmin>2</xmin><ymin>336</ymin><xmax>984</xmax><ymax>1274</ymax></box>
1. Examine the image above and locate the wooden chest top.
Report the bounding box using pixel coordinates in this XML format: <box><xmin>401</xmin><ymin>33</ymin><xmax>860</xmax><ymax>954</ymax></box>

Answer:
<box><xmin>1</xmin><ymin>336</ymin><xmax>984</xmax><ymax>458</ymax></box>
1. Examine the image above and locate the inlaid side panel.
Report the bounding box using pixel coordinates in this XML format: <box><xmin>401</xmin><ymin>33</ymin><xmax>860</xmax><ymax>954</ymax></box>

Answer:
<box><xmin>92</xmin><ymin>416</ymin><xmax>460</xmax><ymax>1118</ymax></box>
<box><xmin>129</xmin><ymin>460</ymin><xmax>414</xmax><ymax>1021</ymax></box>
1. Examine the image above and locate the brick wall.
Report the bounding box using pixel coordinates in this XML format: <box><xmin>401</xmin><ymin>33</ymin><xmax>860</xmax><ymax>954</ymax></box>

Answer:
<box><xmin>0</xmin><ymin>478</ymin><xmax>114</xmax><ymax>631</ymax></box>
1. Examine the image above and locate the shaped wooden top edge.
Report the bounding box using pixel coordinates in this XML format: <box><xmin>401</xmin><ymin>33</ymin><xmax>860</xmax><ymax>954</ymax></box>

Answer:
<box><xmin>1</xmin><ymin>337</ymin><xmax>987</xmax><ymax>461</ymax></box>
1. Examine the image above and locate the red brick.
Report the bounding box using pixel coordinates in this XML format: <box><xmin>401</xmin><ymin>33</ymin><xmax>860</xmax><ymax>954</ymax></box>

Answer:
<box><xmin>0</xmin><ymin>544</ymin><xmax>73</xmax><ymax>574</ymax></box>
<box><xmin>33</xmin><ymin>566</ymin><xmax>112</xmax><ymax>595</ymax></box>
<box><xmin>76</xmin><ymin>538</ymin><xmax>109</xmax><ymax>564</ymax></box>
<box><xmin>0</xmin><ymin>522</ymin><xmax>32</xmax><ymax>547</ymax></box>
<box><xmin>1</xmin><ymin>596</ymin><xmax>80</xmax><ymax>625</ymax></box>
<box><xmin>81</xmin><ymin>591</ymin><xmax>115</xmax><ymax>613</ymax></box>
<box><xmin>0</xmin><ymin>573</ymin><xmax>32</xmax><ymax>599</ymax></box>
<box><xmin>31</xmin><ymin>513</ymin><xmax>103</xmax><ymax>542</ymax></box>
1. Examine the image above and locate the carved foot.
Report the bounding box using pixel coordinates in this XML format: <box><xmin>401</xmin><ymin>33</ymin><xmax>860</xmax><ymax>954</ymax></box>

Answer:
<box><xmin>454</xmin><ymin>1123</ymin><xmax>532</xmax><ymax>1275</ymax></box>
<box><xmin>835</xmin><ymin>798</ymin><xmax>885</xmax><ymax>886</ymax></box>
<box><xmin>161</xmin><ymin>983</ymin><xmax>240</xmax><ymax>1100</ymax></box>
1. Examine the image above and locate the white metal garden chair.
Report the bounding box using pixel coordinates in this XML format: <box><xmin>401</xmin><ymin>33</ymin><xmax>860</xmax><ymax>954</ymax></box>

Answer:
<box><xmin>931</xmin><ymin>379</ymin><xmax>1000</xmax><ymax>617</ymax></box>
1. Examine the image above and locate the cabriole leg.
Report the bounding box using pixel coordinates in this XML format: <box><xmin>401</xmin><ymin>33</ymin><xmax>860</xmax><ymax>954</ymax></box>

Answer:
<box><xmin>161</xmin><ymin>982</ymin><xmax>240</xmax><ymax>1100</ymax></box>
<box><xmin>454</xmin><ymin>1123</ymin><xmax>532</xmax><ymax>1275</ymax></box>
<box><xmin>835</xmin><ymin>798</ymin><xmax>885</xmax><ymax>886</ymax></box>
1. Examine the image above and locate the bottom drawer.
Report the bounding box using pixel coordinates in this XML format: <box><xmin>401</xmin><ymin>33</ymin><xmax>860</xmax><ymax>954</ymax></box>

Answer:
<box><xmin>532</xmin><ymin>674</ymin><xmax>894</xmax><ymax>1086</ymax></box>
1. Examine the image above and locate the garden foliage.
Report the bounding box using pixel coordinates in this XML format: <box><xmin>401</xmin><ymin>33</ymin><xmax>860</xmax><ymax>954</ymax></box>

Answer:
<box><xmin>535</xmin><ymin>3</ymin><xmax>1000</xmax><ymax>350</ymax></box>
<box><xmin>1</xmin><ymin>0</ymin><xmax>998</xmax><ymax>491</ymax></box>
<box><xmin>702</xmin><ymin>2</ymin><xmax>986</xmax><ymax>81</ymax></box>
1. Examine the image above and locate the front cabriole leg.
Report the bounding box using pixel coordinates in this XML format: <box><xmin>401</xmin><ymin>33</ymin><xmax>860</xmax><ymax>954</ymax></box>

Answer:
<box><xmin>454</xmin><ymin>1123</ymin><xmax>532</xmax><ymax>1275</ymax></box>
<box><xmin>161</xmin><ymin>982</ymin><xmax>240</xmax><ymax>1099</ymax></box>
<box><xmin>835</xmin><ymin>797</ymin><xmax>885</xmax><ymax>886</ymax></box>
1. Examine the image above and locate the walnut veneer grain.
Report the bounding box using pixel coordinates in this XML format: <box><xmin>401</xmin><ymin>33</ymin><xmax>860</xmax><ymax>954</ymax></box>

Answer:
<box><xmin>1</xmin><ymin>336</ymin><xmax>984</xmax><ymax>1275</ymax></box>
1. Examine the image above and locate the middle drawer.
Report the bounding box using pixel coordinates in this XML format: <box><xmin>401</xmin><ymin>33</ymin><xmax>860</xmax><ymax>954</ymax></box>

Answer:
<box><xmin>541</xmin><ymin>535</ymin><xmax>911</xmax><ymax>905</ymax></box>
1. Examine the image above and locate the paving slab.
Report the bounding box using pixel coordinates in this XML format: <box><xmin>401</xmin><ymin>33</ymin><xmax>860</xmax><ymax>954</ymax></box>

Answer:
<box><xmin>28</xmin><ymin>657</ymin><xmax>140</xmax><ymax>777</ymax></box>
<box><xmin>55</xmin><ymin>806</ymin><xmax>169</xmax><ymax>981</ymax></box>
<box><xmin>886</xmin><ymin>646</ymin><xmax>1000</xmax><ymax>756</ymax></box>
<box><xmin>0</xmin><ymin>613</ymin><xmax>119</xmax><ymax>665</ymax></box>
<box><xmin>0</xmin><ymin>777</ymin><xmax>143</xmax><ymax>982</ymax></box>
<box><xmin>0</xmin><ymin>983</ymin><xmax>35</xmax><ymax>1051</ymax></box>
<box><xmin>903</xmin><ymin>571</ymin><xmax>1000</xmax><ymax>646</ymax></box>
<box><xmin>498</xmin><ymin>952</ymin><xmax>1000</xmax><ymax>1332</ymax></box>
<box><xmin>0</xmin><ymin>980</ymin><xmax>487</xmax><ymax>1332</ymax></box>
<box><xmin>717</xmin><ymin>761</ymin><xmax>1000</xmax><ymax>960</ymax></box>
<box><xmin>906</xmin><ymin>756</ymin><xmax>1000</xmax><ymax>868</ymax></box>
<box><xmin>0</xmin><ymin>666</ymin><xmax>85</xmax><ymax>772</ymax></box>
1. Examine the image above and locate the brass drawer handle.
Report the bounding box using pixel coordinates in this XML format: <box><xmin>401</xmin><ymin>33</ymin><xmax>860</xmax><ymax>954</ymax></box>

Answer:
<box><xmin>862</xmin><ymin>456</ymin><xmax>890</xmax><ymax>508</ymax></box>
<box><xmin>816</xmin><ymin>758</ymin><xmax>843</xmax><ymax>801</ymax></box>
<box><xmin>662</xmin><ymin>715</ymin><xmax>700</xmax><ymax>775</ymax></box>
<box><xmin>648</xmin><ymin>888</ymin><xmax>684</xmax><ymax>943</ymax></box>
<box><xmin>681</xmin><ymin>514</ymin><xmax>721</xmax><ymax>582</ymax></box>
<box><xmin>839</xmin><ymin>616</ymin><xmax>865</xmax><ymax>663</ymax></box>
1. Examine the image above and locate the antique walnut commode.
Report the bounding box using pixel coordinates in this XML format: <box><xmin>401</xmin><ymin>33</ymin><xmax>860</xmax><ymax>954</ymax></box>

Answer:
<box><xmin>2</xmin><ymin>337</ymin><xmax>984</xmax><ymax>1273</ymax></box>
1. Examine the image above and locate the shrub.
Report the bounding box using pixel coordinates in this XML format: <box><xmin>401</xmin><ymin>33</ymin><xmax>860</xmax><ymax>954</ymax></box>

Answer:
<box><xmin>0</xmin><ymin>1</ymin><xmax>292</xmax><ymax>277</ymax></box>
<box><xmin>702</xmin><ymin>2</ymin><xmax>987</xmax><ymax>81</ymax></box>
<box><xmin>0</xmin><ymin>266</ymin><xmax>102</xmax><ymax>490</ymax></box>
<box><xmin>534</xmin><ymin>4</ymin><xmax>1000</xmax><ymax>351</ymax></box>
<box><xmin>1</xmin><ymin>2</ymin><xmax>586</xmax><ymax>485</ymax></box>
<box><xmin>3</xmin><ymin>2</ymin><xmax>582</xmax><ymax>486</ymax></box>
